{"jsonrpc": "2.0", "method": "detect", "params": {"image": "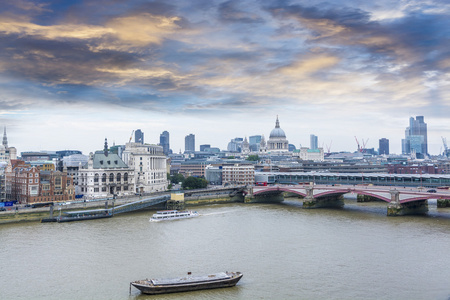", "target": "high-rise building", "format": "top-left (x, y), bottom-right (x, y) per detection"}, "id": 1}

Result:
top-left (200, 144), bottom-right (210, 152)
top-left (185, 134), bottom-right (195, 152)
top-left (310, 134), bottom-right (318, 150)
top-left (402, 116), bottom-right (428, 158)
top-left (159, 131), bottom-right (170, 155)
top-left (249, 135), bottom-right (262, 152)
top-left (135, 129), bottom-right (144, 144)
top-left (379, 138), bottom-right (389, 155)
